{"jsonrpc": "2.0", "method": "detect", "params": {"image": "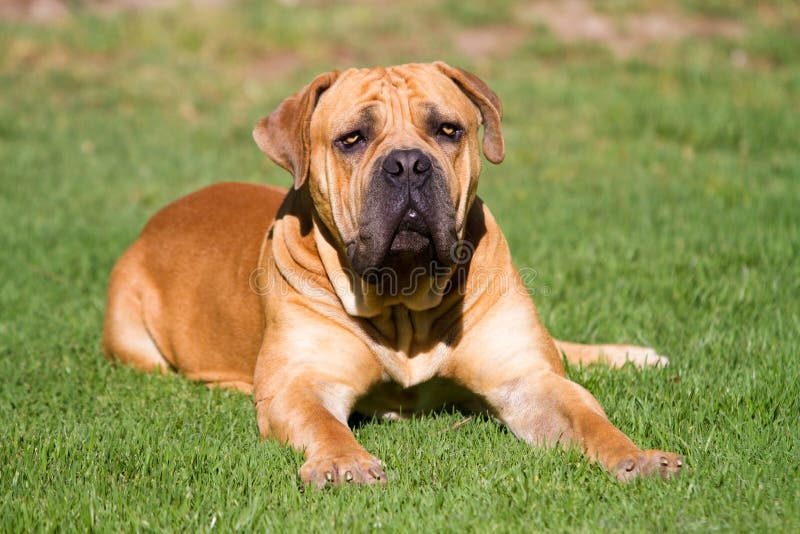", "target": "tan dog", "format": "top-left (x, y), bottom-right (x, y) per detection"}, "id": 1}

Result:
top-left (103, 62), bottom-right (682, 487)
